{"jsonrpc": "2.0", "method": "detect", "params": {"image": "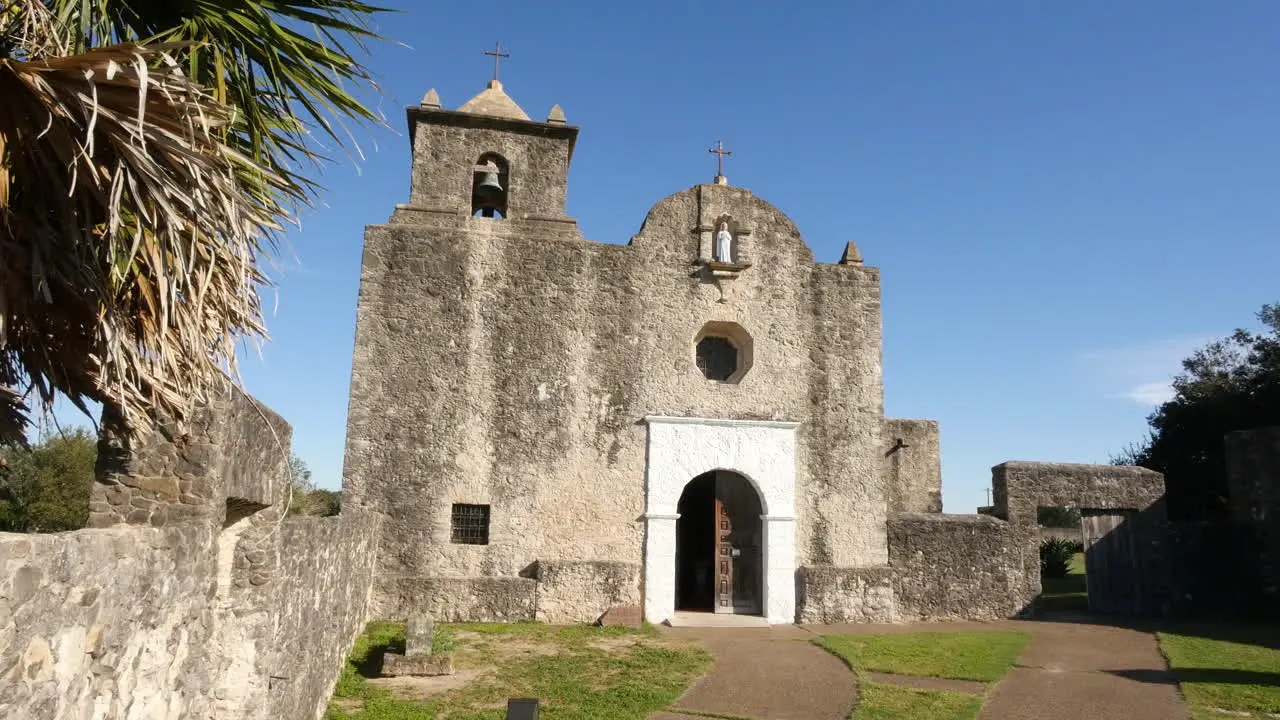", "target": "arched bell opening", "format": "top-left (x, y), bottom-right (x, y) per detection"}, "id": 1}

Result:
top-left (471, 152), bottom-right (509, 218)
top-left (675, 470), bottom-right (764, 614)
